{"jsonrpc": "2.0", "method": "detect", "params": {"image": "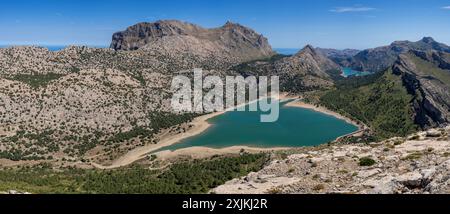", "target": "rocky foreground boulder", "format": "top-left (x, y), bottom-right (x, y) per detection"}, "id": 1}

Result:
top-left (212, 126), bottom-right (450, 194)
